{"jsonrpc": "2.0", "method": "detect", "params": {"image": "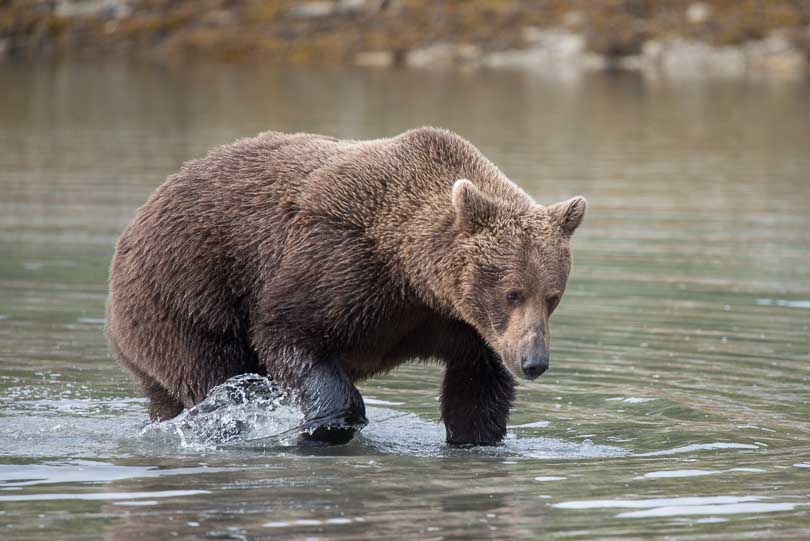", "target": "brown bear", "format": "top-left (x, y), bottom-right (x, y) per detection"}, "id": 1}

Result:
top-left (106, 127), bottom-right (586, 445)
